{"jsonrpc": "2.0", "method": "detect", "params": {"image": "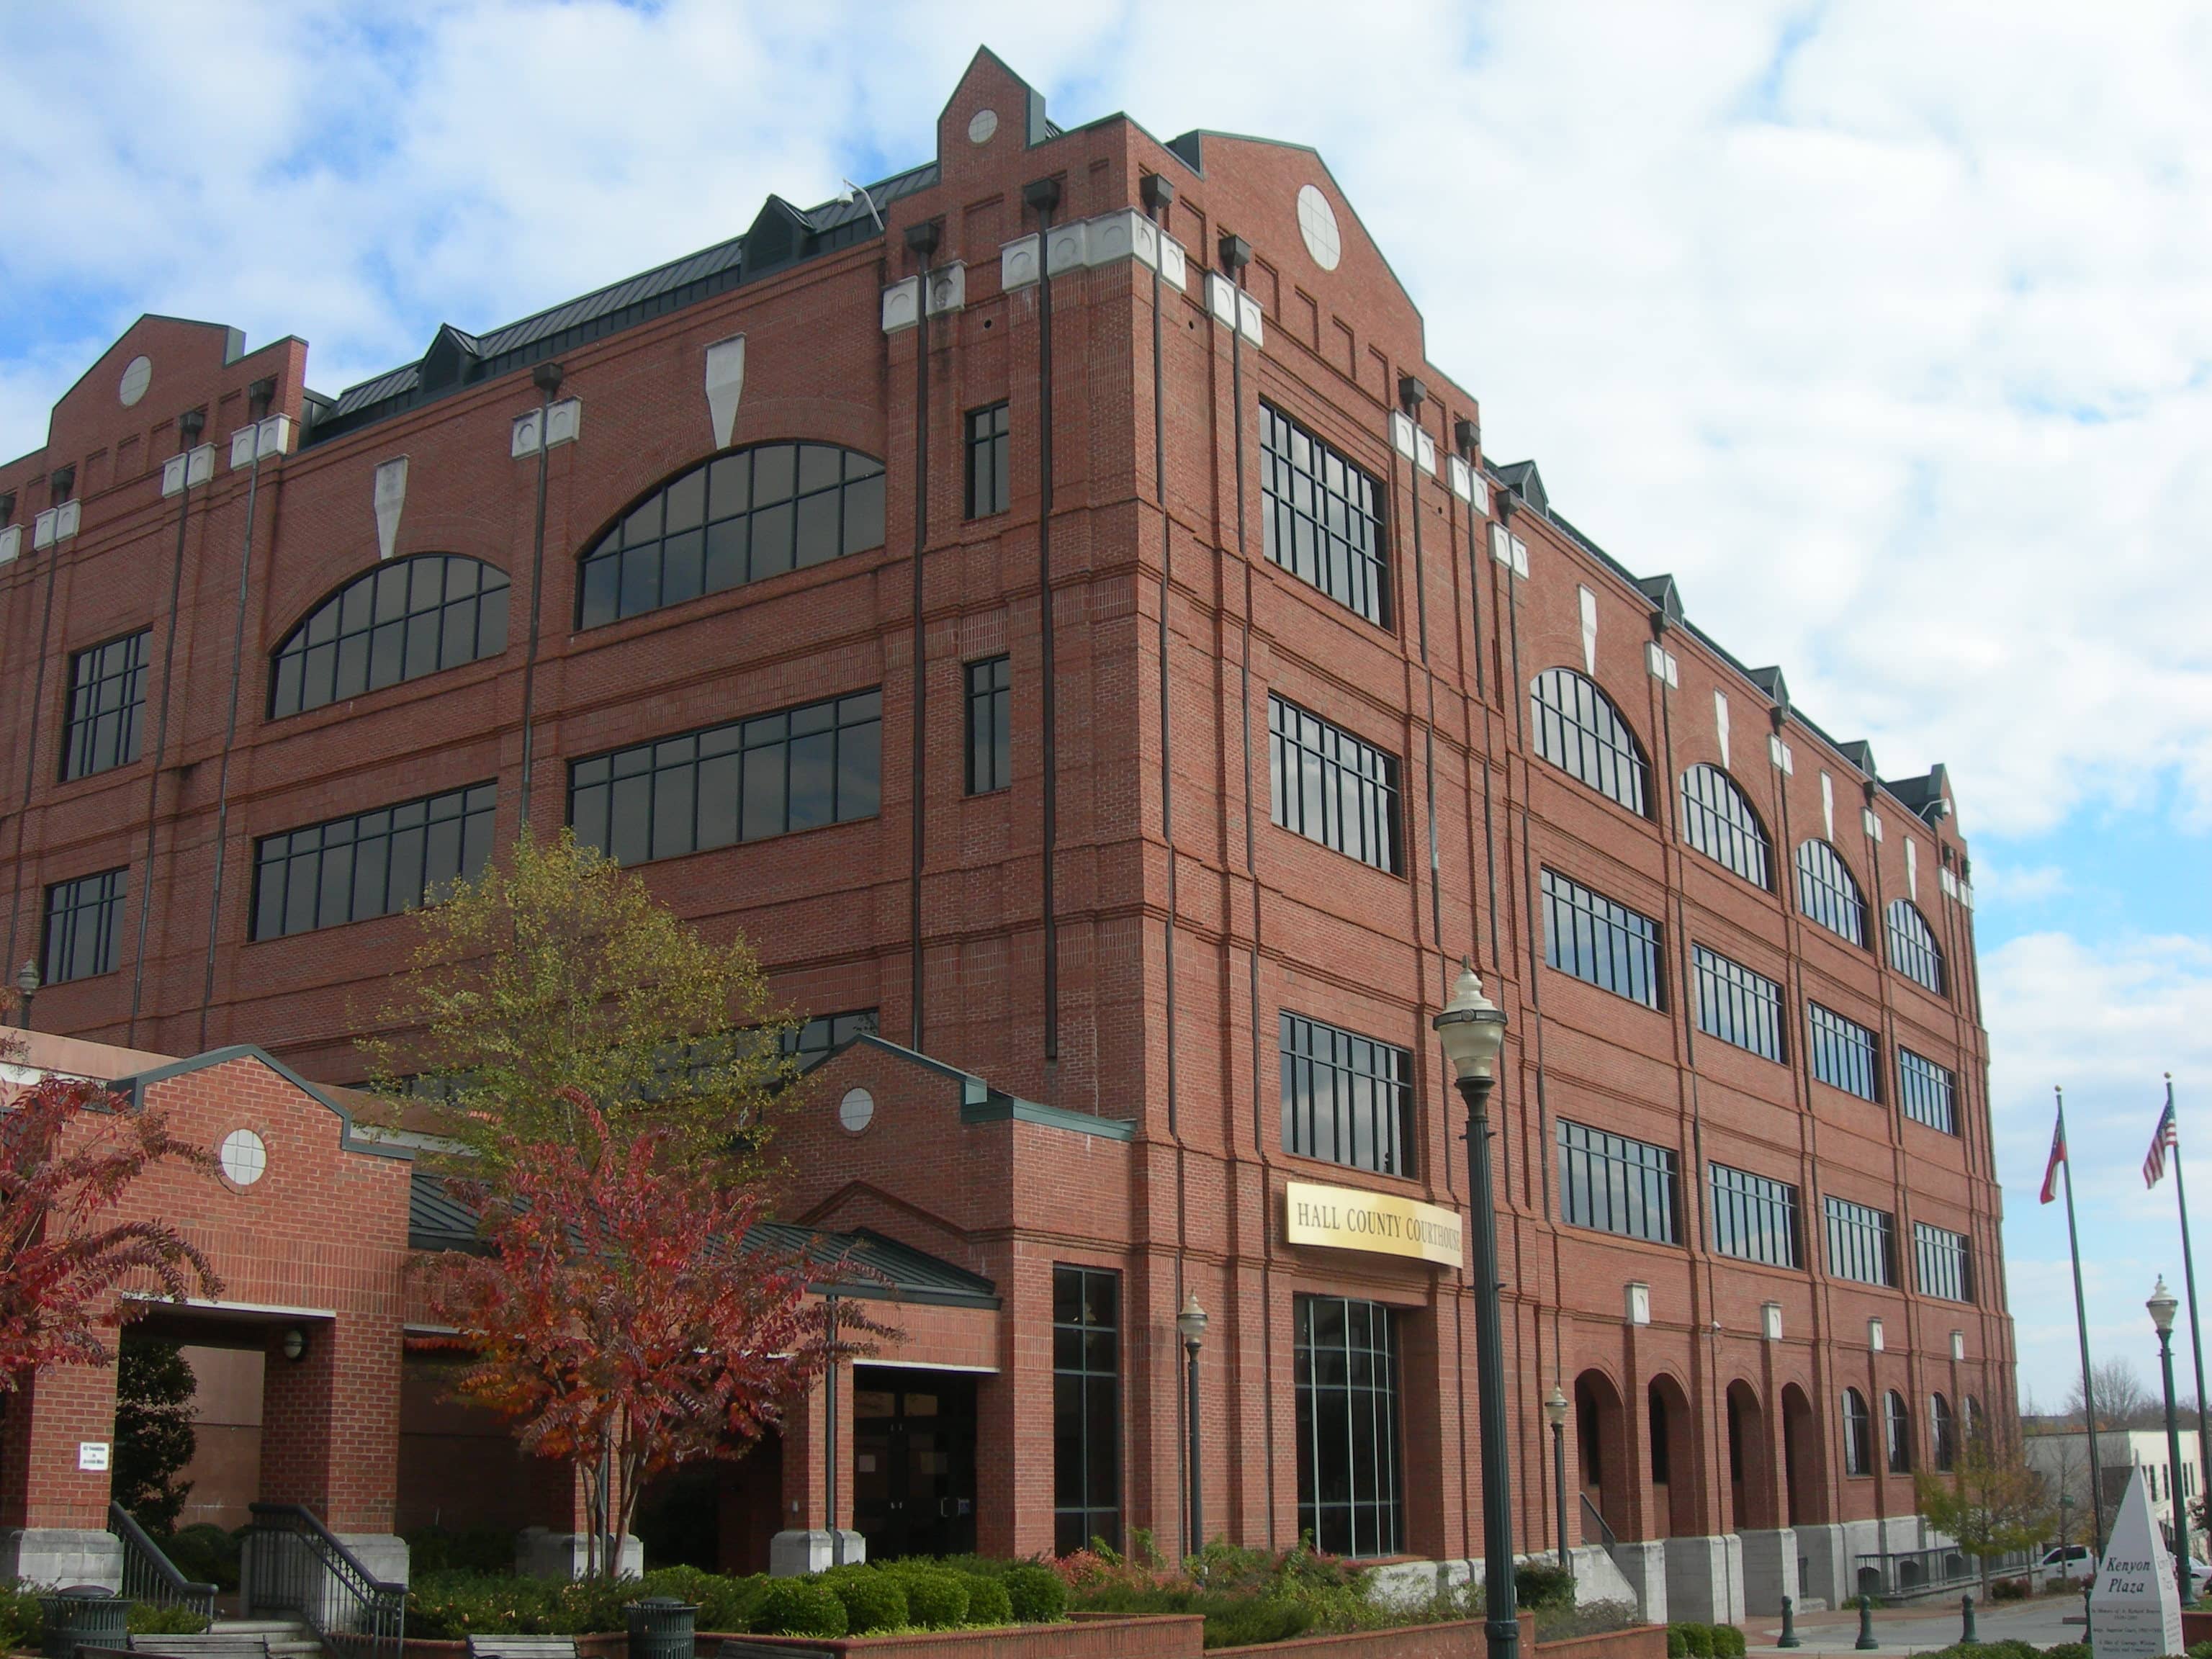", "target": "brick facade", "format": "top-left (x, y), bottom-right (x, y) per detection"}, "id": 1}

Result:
top-left (0, 48), bottom-right (2008, 1602)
